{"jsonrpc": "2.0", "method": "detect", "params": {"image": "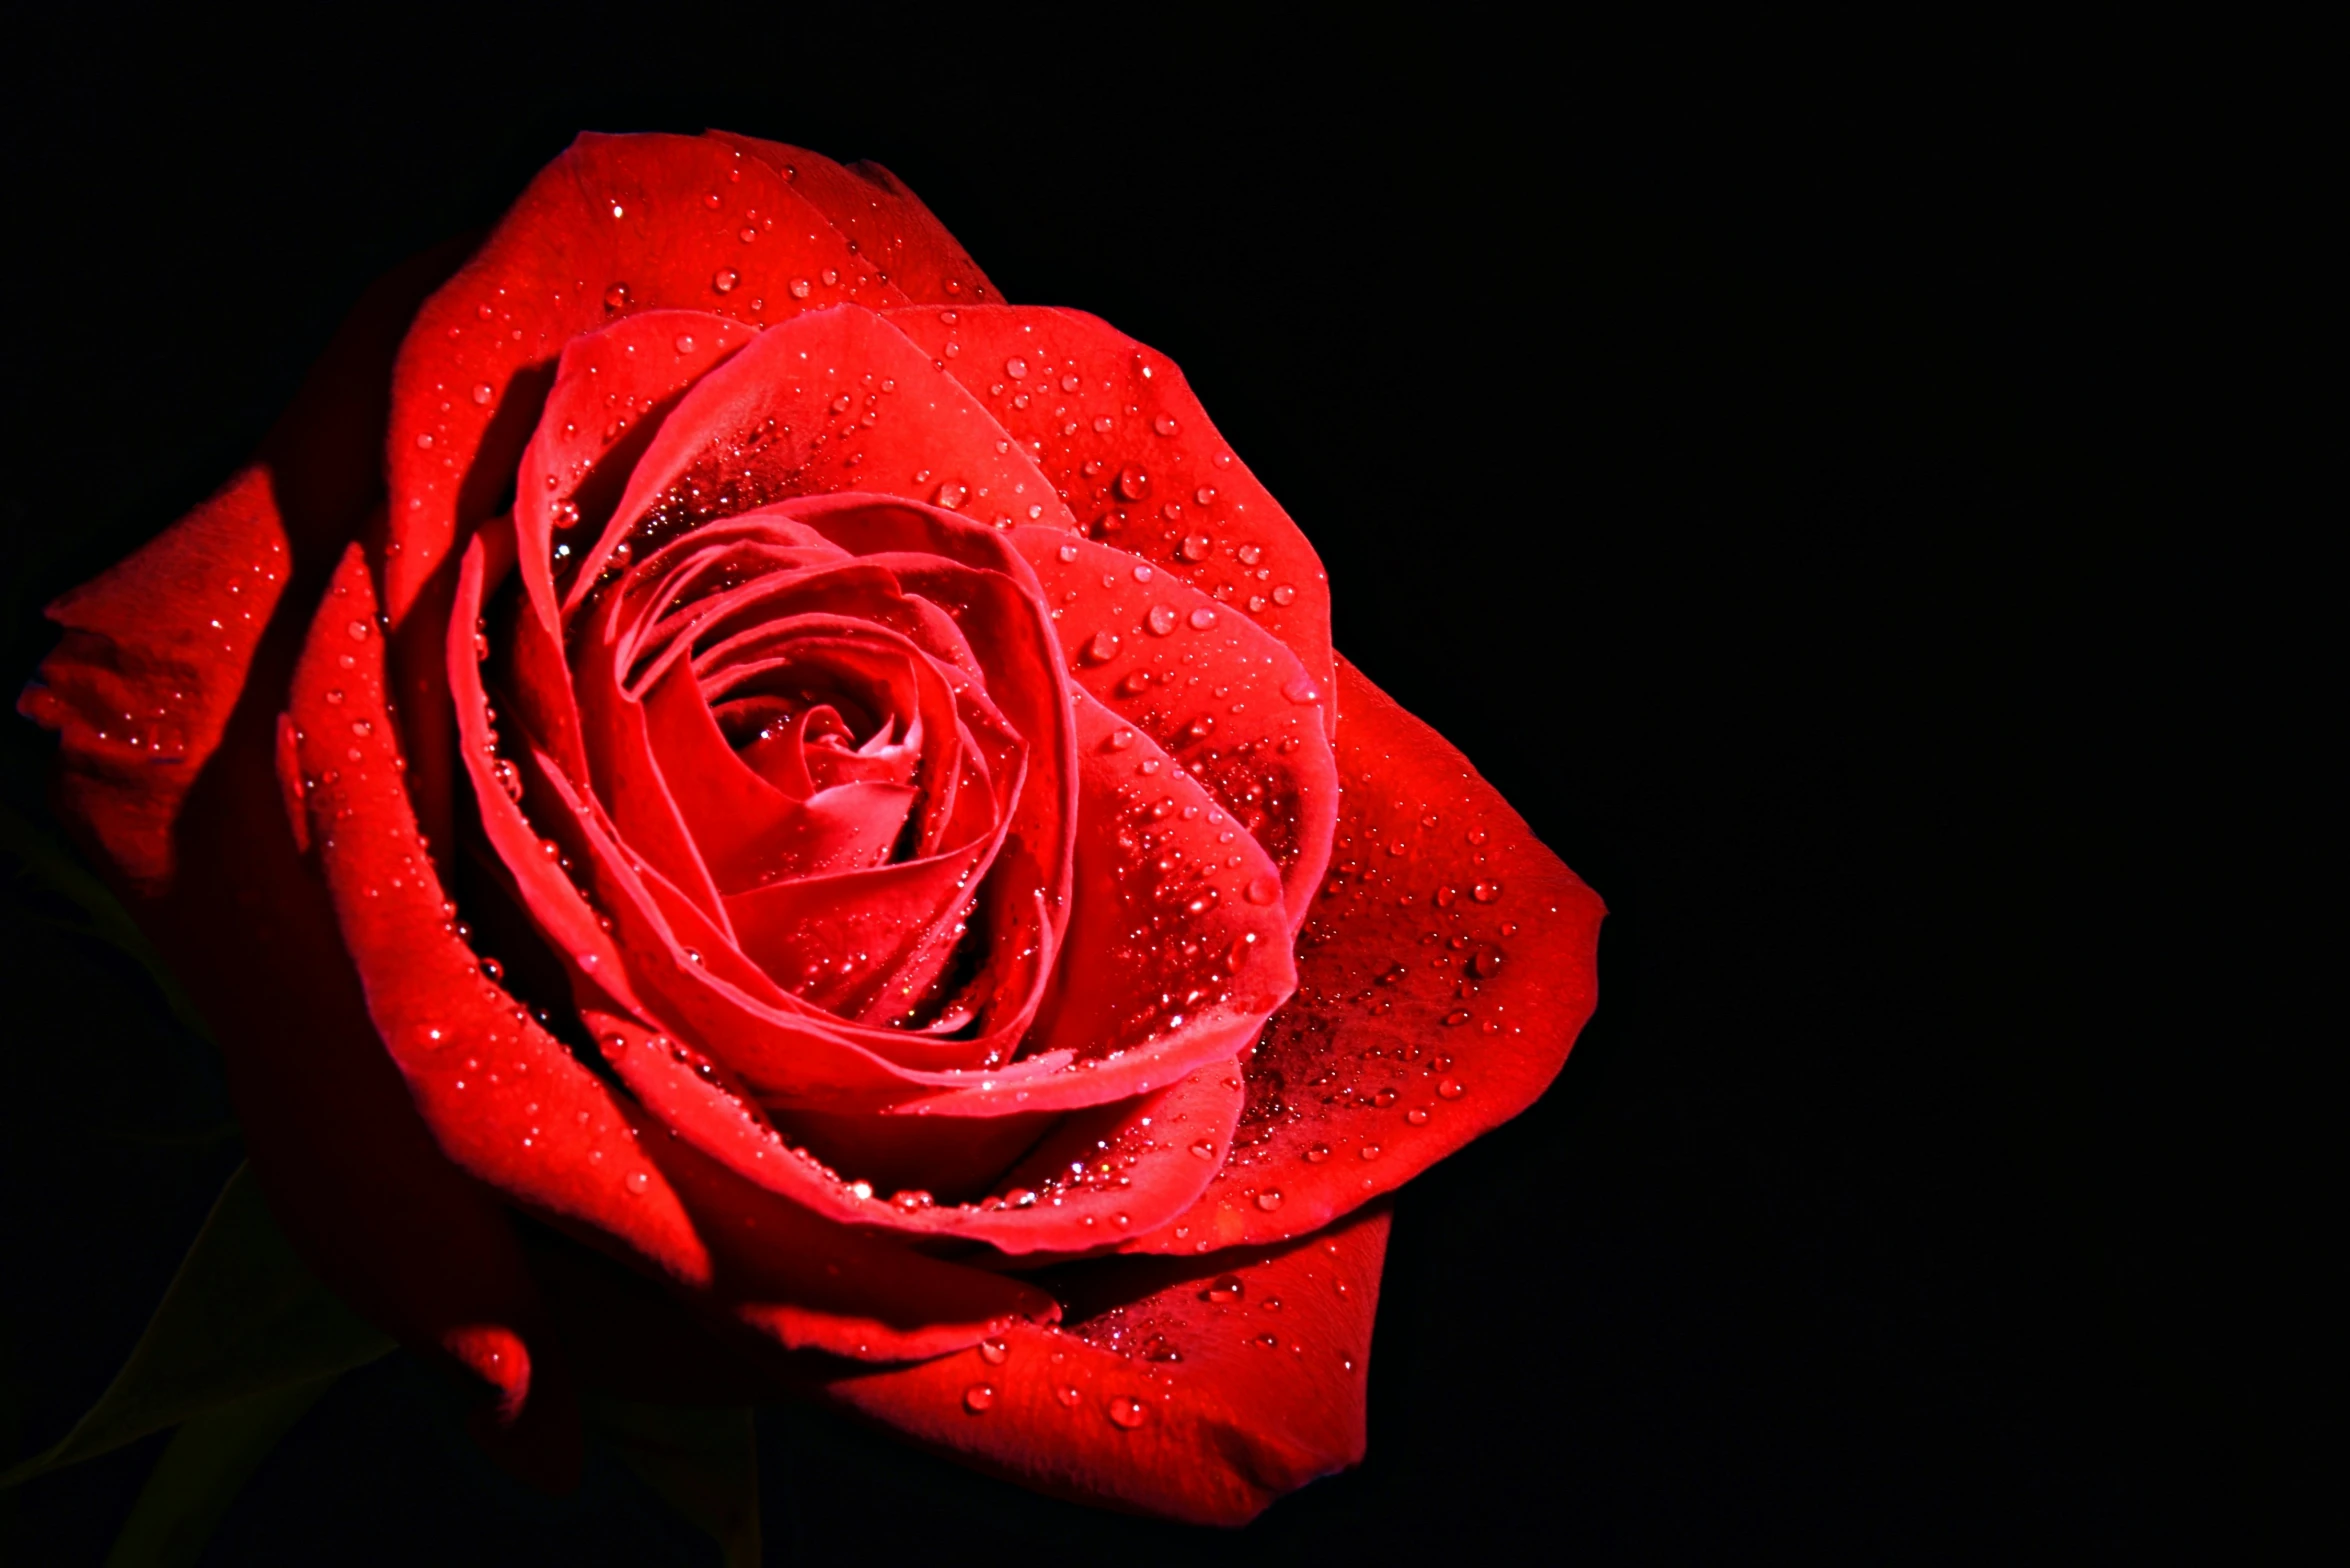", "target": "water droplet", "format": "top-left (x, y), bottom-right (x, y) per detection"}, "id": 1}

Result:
top-left (1438, 1076), bottom-right (1466, 1099)
top-left (1132, 564), bottom-right (1154, 582)
top-left (1471, 946), bottom-right (1505, 978)
top-left (1056, 1384), bottom-right (1082, 1408)
top-left (1190, 1138), bottom-right (1217, 1159)
top-left (1107, 728), bottom-right (1136, 751)
top-left (1153, 414), bottom-right (1180, 437)
top-left (603, 282), bottom-right (630, 310)
top-left (1116, 465), bottom-right (1150, 501)
top-left (703, 191), bottom-right (723, 210)
top-left (1063, 374), bottom-right (1082, 391)
top-left (1359, 1144), bottom-right (1382, 1161)
top-left (414, 432), bottom-right (434, 450)
top-left (712, 267), bottom-right (740, 293)
top-left (1082, 630), bottom-right (1121, 663)
top-left (325, 688), bottom-right (345, 705)
top-left (471, 382), bottom-right (495, 406)
top-left (1195, 487), bottom-right (1218, 506)
top-left (1434, 885), bottom-right (1458, 908)
top-left (481, 957), bottom-right (504, 981)
top-left (350, 720), bottom-right (373, 738)
top-left (1444, 1009), bottom-right (1472, 1027)
top-left (1255, 1188), bottom-right (1284, 1212)
top-left (624, 1170), bottom-right (651, 1194)
top-left (1146, 603), bottom-right (1179, 636)
top-left (935, 481), bottom-right (968, 509)
top-left (1244, 873), bottom-right (1280, 905)
top-left (963, 1383), bottom-right (995, 1413)
top-left (1405, 1107), bottom-right (1432, 1126)
top-left (1205, 1274), bottom-right (1244, 1305)
top-left (674, 334), bottom-right (700, 355)
top-left (1187, 607), bottom-right (1218, 630)
top-left (1270, 584), bottom-right (1297, 606)
top-left (829, 393), bottom-right (853, 414)
top-left (1005, 356), bottom-right (1029, 378)
top-left (1092, 415), bottom-right (1115, 433)
top-left (1058, 542), bottom-right (1080, 562)
top-left (1281, 674), bottom-right (1319, 704)
top-left (1468, 827), bottom-right (1490, 846)
top-left (979, 1337), bottom-right (1010, 1365)
top-left (1178, 534), bottom-right (1211, 563)
top-left (1472, 880), bottom-right (1502, 903)
top-left (1304, 1142), bottom-right (1331, 1163)
top-left (739, 226), bottom-right (758, 243)
top-left (1106, 1395), bottom-right (1147, 1430)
